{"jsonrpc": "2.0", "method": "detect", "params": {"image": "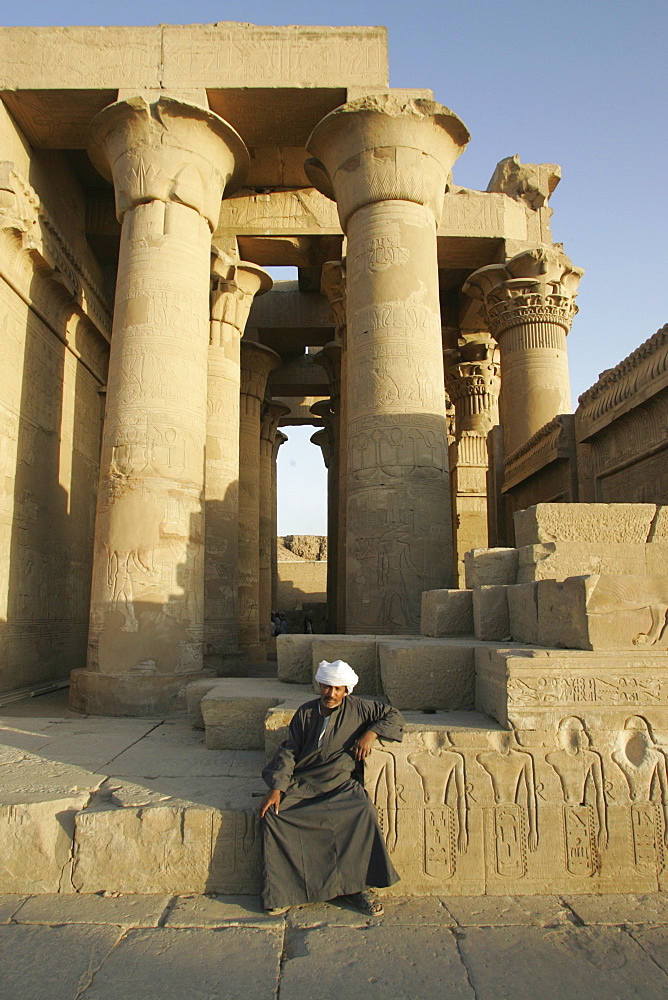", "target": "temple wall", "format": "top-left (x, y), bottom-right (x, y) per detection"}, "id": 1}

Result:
top-left (276, 560), bottom-right (327, 611)
top-left (0, 102), bottom-right (108, 693)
